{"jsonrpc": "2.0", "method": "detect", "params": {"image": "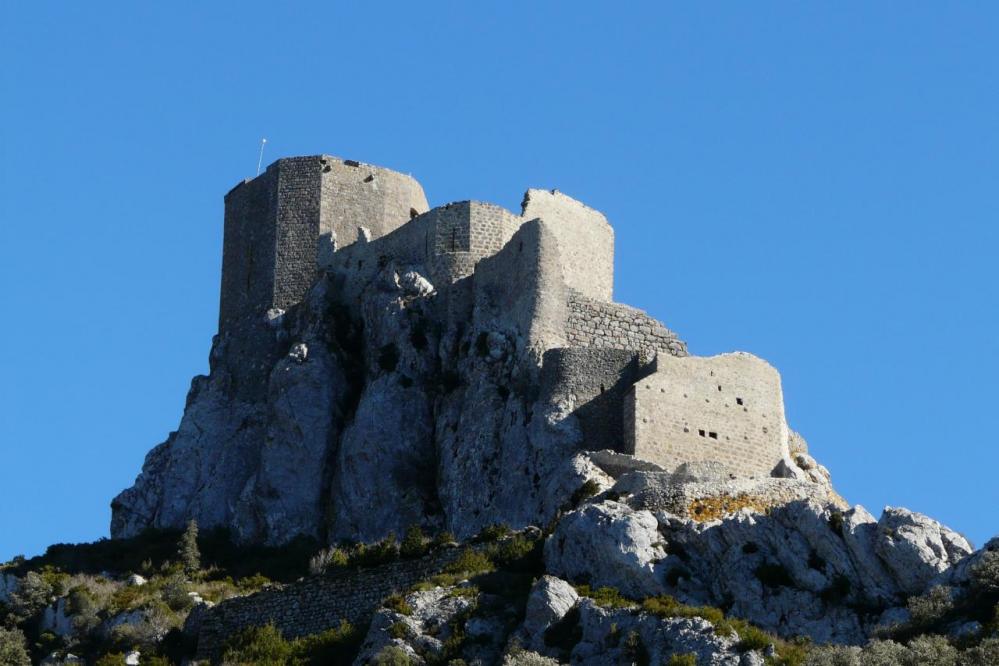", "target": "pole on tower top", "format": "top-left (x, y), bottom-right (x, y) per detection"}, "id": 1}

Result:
top-left (256, 138), bottom-right (268, 176)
